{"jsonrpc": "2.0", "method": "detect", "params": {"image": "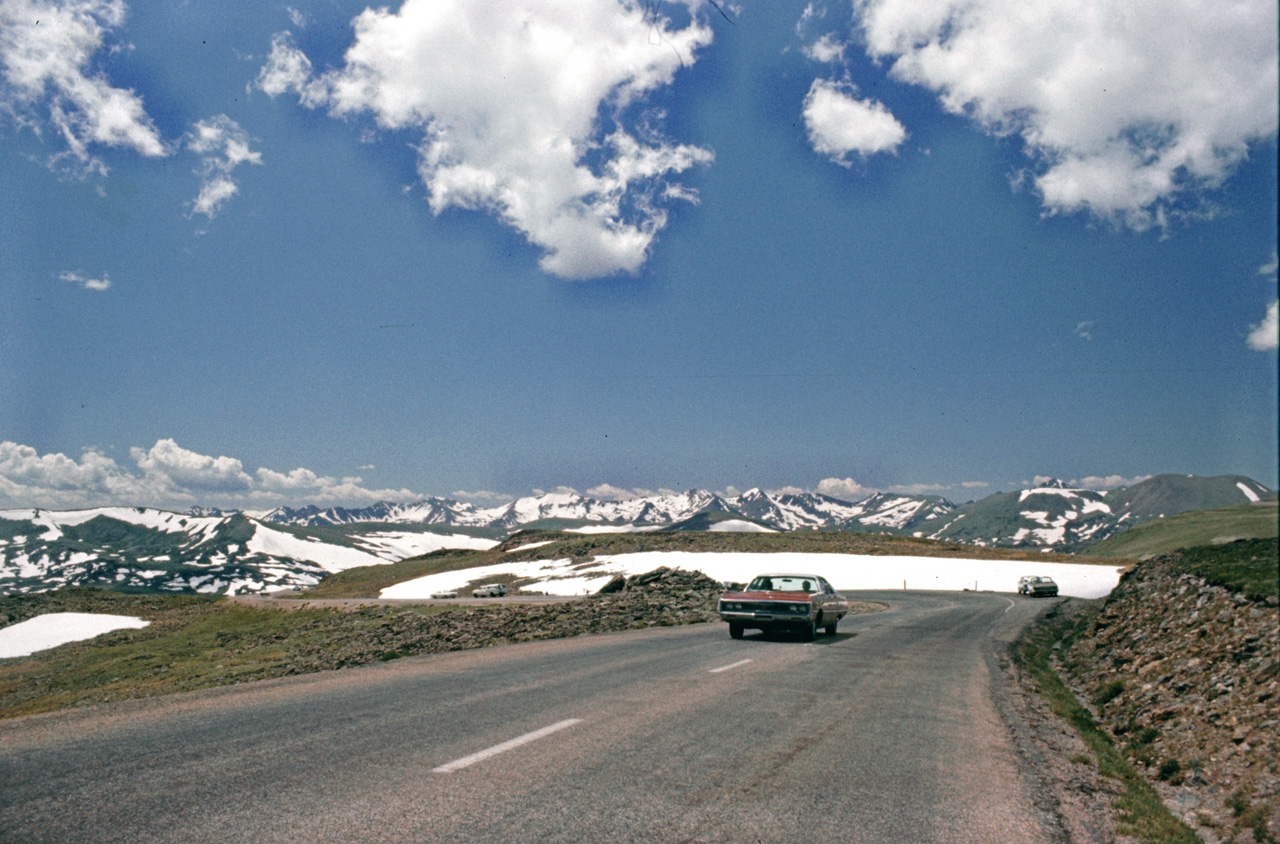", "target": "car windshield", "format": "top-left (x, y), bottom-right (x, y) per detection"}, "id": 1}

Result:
top-left (747, 576), bottom-right (816, 593)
